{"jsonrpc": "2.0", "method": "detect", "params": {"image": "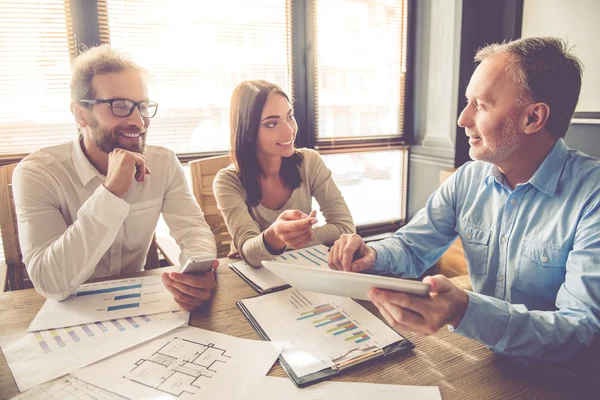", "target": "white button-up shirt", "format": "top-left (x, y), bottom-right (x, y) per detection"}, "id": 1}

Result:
top-left (13, 139), bottom-right (216, 301)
